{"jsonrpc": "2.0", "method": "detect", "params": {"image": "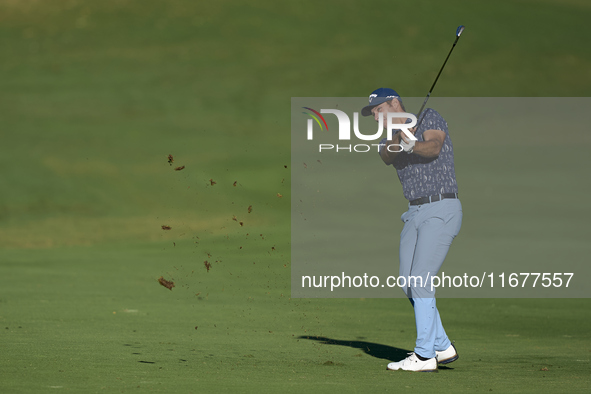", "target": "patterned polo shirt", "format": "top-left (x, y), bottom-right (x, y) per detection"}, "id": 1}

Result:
top-left (379, 108), bottom-right (458, 201)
